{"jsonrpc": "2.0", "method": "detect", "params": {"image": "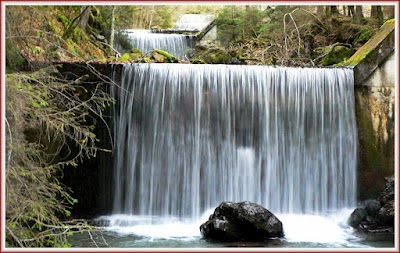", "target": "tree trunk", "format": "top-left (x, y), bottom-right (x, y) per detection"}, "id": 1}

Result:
top-left (371, 6), bottom-right (384, 26)
top-left (317, 6), bottom-right (324, 16)
top-left (109, 6), bottom-right (116, 49)
top-left (348, 6), bottom-right (355, 16)
top-left (63, 6), bottom-right (90, 39)
top-left (324, 6), bottom-right (331, 16)
top-left (330, 6), bottom-right (340, 15)
top-left (79, 6), bottom-right (91, 32)
top-left (385, 6), bottom-right (395, 19)
top-left (371, 6), bottom-right (378, 17)
top-left (377, 6), bottom-right (384, 26)
top-left (148, 5), bottom-right (155, 29)
top-left (354, 6), bottom-right (365, 23)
